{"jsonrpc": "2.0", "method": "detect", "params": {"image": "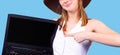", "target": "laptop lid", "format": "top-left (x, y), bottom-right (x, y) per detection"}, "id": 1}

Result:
top-left (2, 14), bottom-right (58, 54)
